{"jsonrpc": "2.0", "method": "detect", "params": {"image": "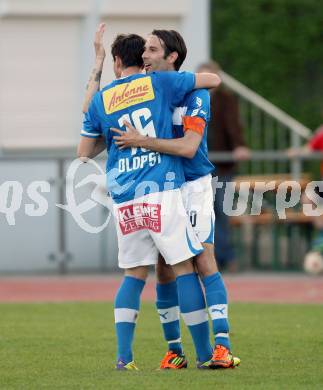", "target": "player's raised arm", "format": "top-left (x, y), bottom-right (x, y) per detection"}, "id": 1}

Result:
top-left (194, 72), bottom-right (221, 89)
top-left (78, 94), bottom-right (106, 160)
top-left (82, 23), bottom-right (106, 113)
